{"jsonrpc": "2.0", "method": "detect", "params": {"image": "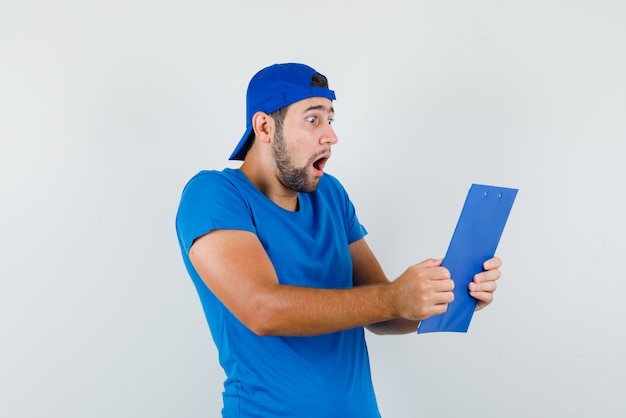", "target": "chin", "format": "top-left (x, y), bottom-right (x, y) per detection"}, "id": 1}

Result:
top-left (300, 177), bottom-right (321, 193)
